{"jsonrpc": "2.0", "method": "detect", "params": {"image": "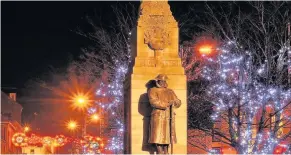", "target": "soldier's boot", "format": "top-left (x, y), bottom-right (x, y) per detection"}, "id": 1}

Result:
top-left (163, 145), bottom-right (169, 155)
top-left (156, 145), bottom-right (164, 154)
